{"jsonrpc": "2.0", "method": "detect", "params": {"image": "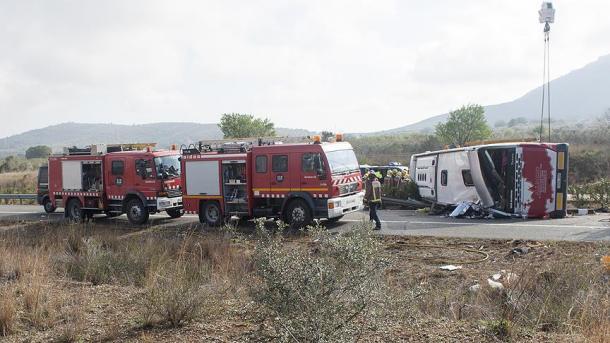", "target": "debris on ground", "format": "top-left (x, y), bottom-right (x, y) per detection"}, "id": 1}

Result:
top-left (439, 265), bottom-right (462, 271)
top-left (509, 246), bottom-right (530, 256)
top-left (487, 278), bottom-right (504, 290)
top-left (490, 270), bottom-right (518, 284)
top-left (445, 201), bottom-right (516, 219)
